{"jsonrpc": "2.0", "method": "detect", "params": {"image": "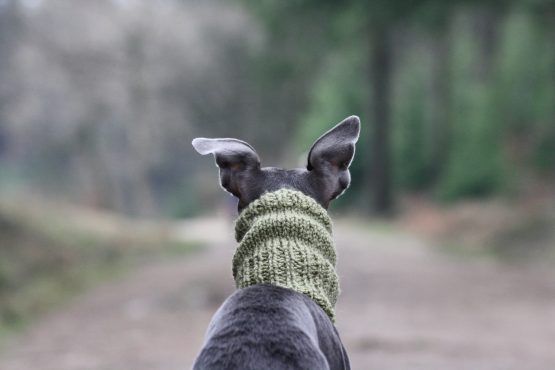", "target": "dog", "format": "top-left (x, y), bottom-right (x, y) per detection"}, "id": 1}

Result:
top-left (191, 116), bottom-right (360, 369)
